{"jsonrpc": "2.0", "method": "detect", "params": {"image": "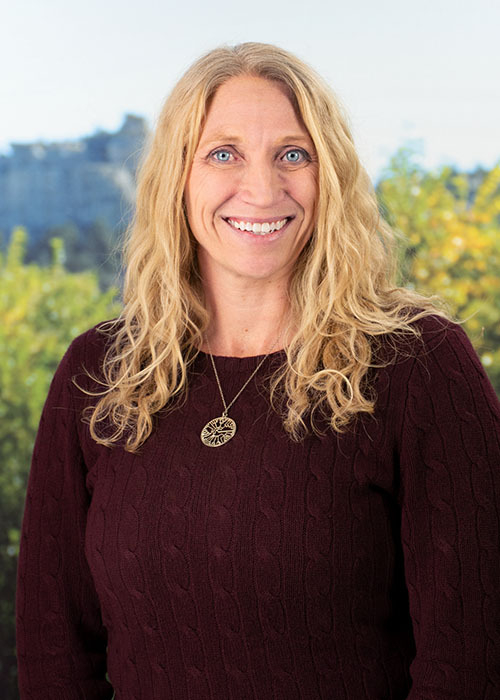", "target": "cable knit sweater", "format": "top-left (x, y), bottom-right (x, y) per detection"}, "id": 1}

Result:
top-left (16, 316), bottom-right (500, 699)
